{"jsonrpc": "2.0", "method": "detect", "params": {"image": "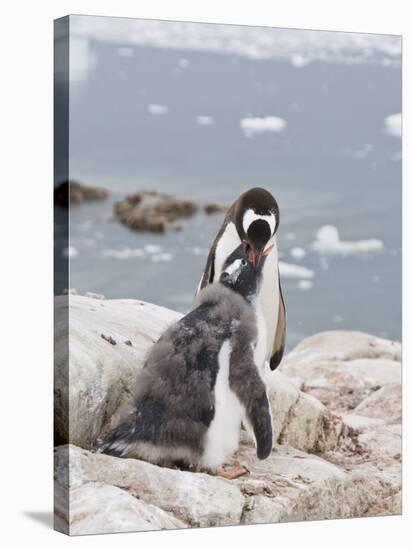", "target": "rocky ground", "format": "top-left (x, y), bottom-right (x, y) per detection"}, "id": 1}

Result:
top-left (54, 294), bottom-right (402, 535)
top-left (54, 180), bottom-right (109, 206)
top-left (114, 191), bottom-right (198, 232)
